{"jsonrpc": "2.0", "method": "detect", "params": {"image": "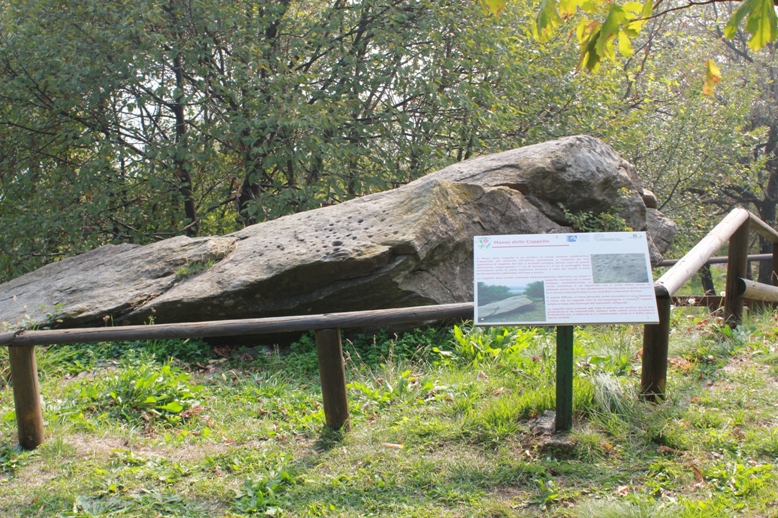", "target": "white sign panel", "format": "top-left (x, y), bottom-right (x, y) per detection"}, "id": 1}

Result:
top-left (474, 232), bottom-right (659, 326)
